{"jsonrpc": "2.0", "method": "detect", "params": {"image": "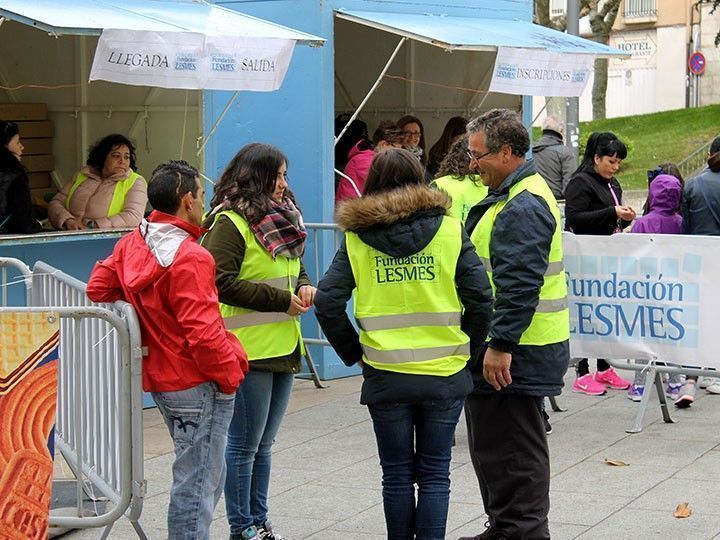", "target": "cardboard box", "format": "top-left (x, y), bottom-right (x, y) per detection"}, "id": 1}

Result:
top-left (16, 120), bottom-right (54, 139)
top-left (21, 138), bottom-right (52, 156)
top-left (0, 103), bottom-right (47, 121)
top-left (23, 154), bottom-right (55, 172)
top-left (27, 172), bottom-right (51, 189)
